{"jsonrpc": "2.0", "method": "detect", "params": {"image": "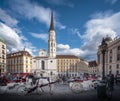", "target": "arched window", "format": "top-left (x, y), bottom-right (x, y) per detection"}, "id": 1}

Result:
top-left (110, 49), bottom-right (112, 53)
top-left (116, 70), bottom-right (119, 75)
top-left (41, 61), bottom-right (45, 70)
top-left (118, 46), bottom-right (120, 50)
top-left (51, 43), bottom-right (53, 47)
